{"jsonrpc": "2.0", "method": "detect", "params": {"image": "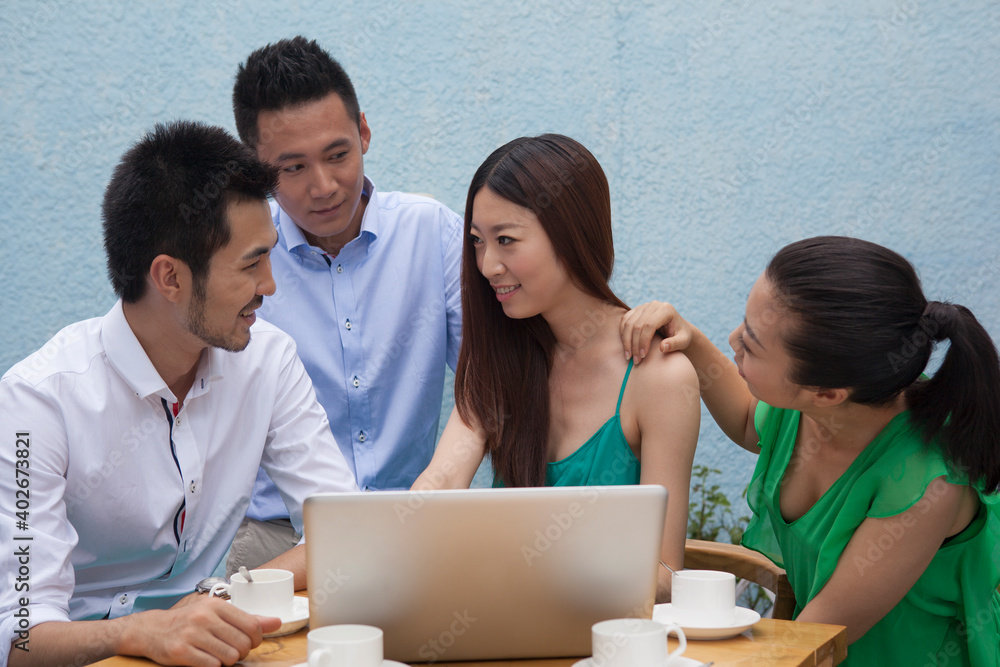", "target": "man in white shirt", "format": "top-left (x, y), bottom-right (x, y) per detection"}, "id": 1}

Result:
top-left (0, 120), bottom-right (358, 667)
